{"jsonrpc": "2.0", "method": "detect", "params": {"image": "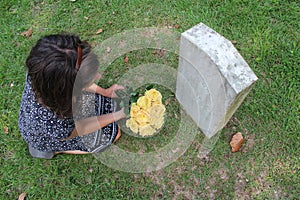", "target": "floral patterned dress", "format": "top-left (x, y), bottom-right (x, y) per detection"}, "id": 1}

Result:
top-left (18, 75), bottom-right (118, 153)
